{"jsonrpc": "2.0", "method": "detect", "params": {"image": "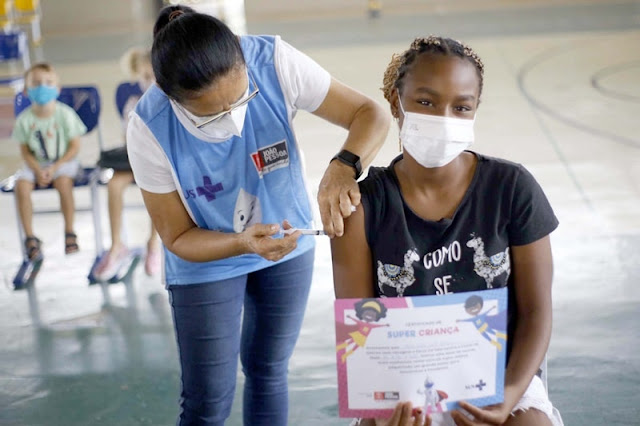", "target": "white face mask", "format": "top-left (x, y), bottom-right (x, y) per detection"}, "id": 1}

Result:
top-left (399, 100), bottom-right (475, 168)
top-left (175, 88), bottom-right (249, 142)
top-left (206, 102), bottom-right (248, 139)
